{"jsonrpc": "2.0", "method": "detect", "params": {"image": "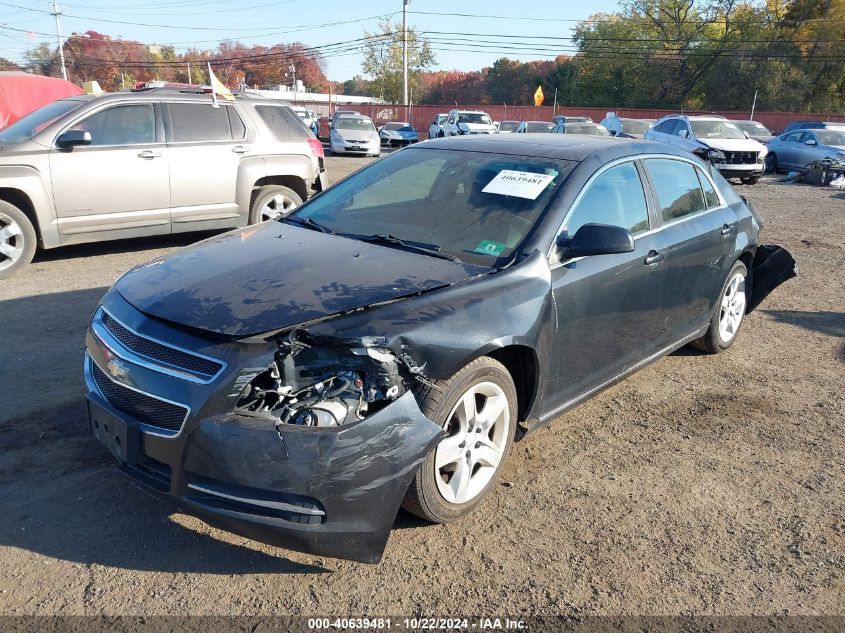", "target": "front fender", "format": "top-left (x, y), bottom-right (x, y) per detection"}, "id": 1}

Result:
top-left (0, 164), bottom-right (58, 248)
